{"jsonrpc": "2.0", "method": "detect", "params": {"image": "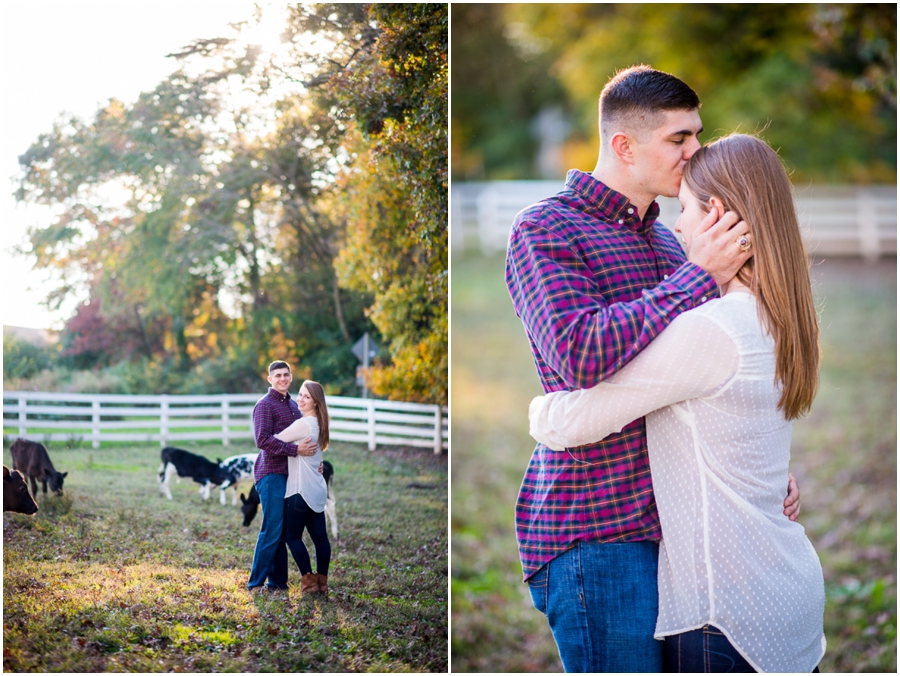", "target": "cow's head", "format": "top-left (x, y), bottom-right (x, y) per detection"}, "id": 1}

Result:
top-left (240, 489), bottom-right (259, 527)
top-left (4, 466), bottom-right (38, 515)
top-left (48, 470), bottom-right (67, 495)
